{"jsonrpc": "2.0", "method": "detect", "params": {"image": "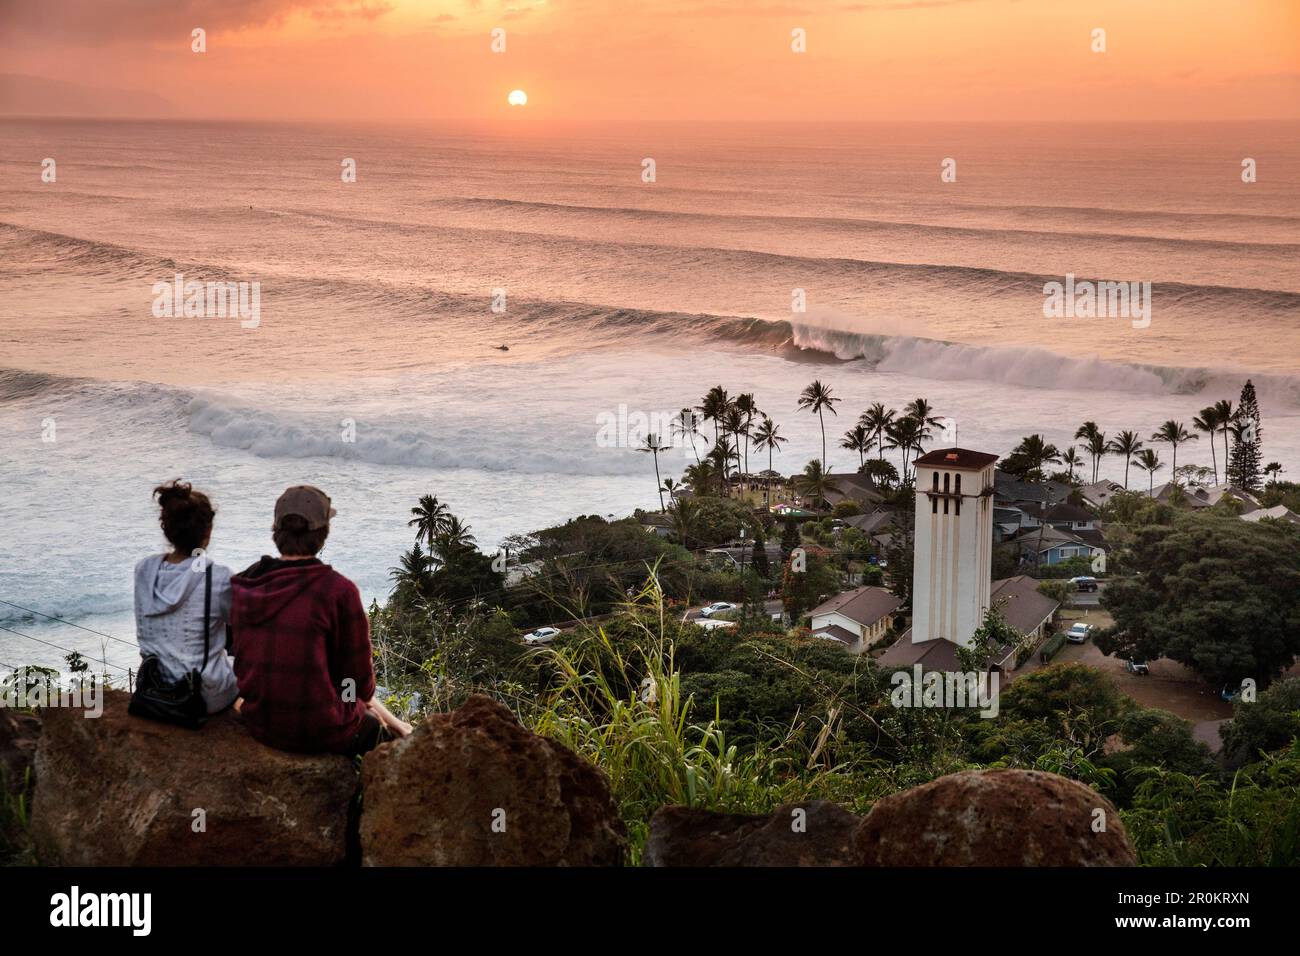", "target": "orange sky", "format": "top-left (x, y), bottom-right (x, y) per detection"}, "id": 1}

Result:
top-left (1, 0), bottom-right (1297, 122)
